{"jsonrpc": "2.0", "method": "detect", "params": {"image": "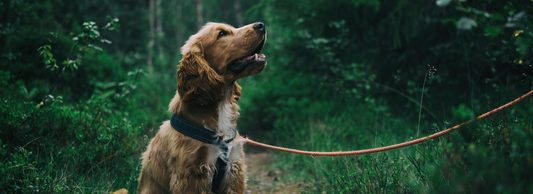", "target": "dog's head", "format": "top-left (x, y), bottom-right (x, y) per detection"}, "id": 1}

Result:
top-left (177, 22), bottom-right (267, 105)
